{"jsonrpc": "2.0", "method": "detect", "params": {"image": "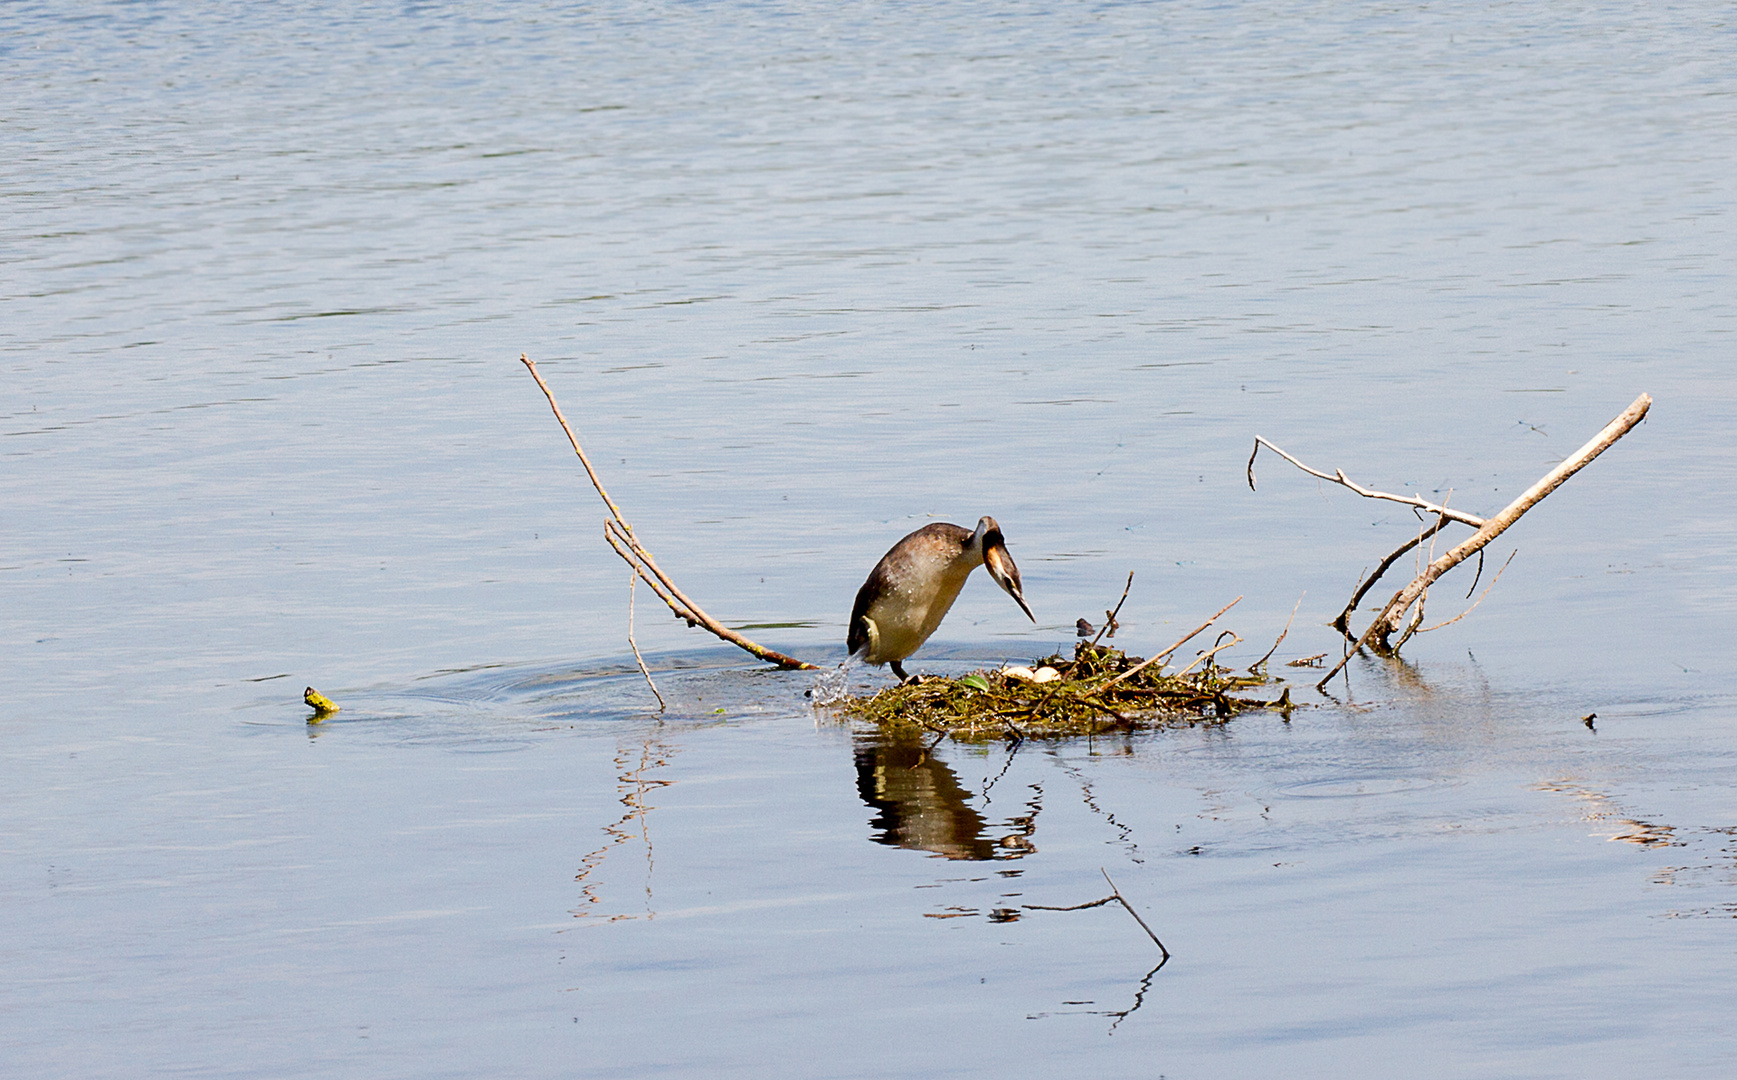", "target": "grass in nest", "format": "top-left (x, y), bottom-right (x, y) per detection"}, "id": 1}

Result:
top-left (842, 640), bottom-right (1293, 741)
